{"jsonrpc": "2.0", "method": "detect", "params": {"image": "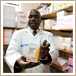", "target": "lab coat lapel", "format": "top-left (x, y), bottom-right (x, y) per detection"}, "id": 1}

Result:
top-left (27, 27), bottom-right (40, 38)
